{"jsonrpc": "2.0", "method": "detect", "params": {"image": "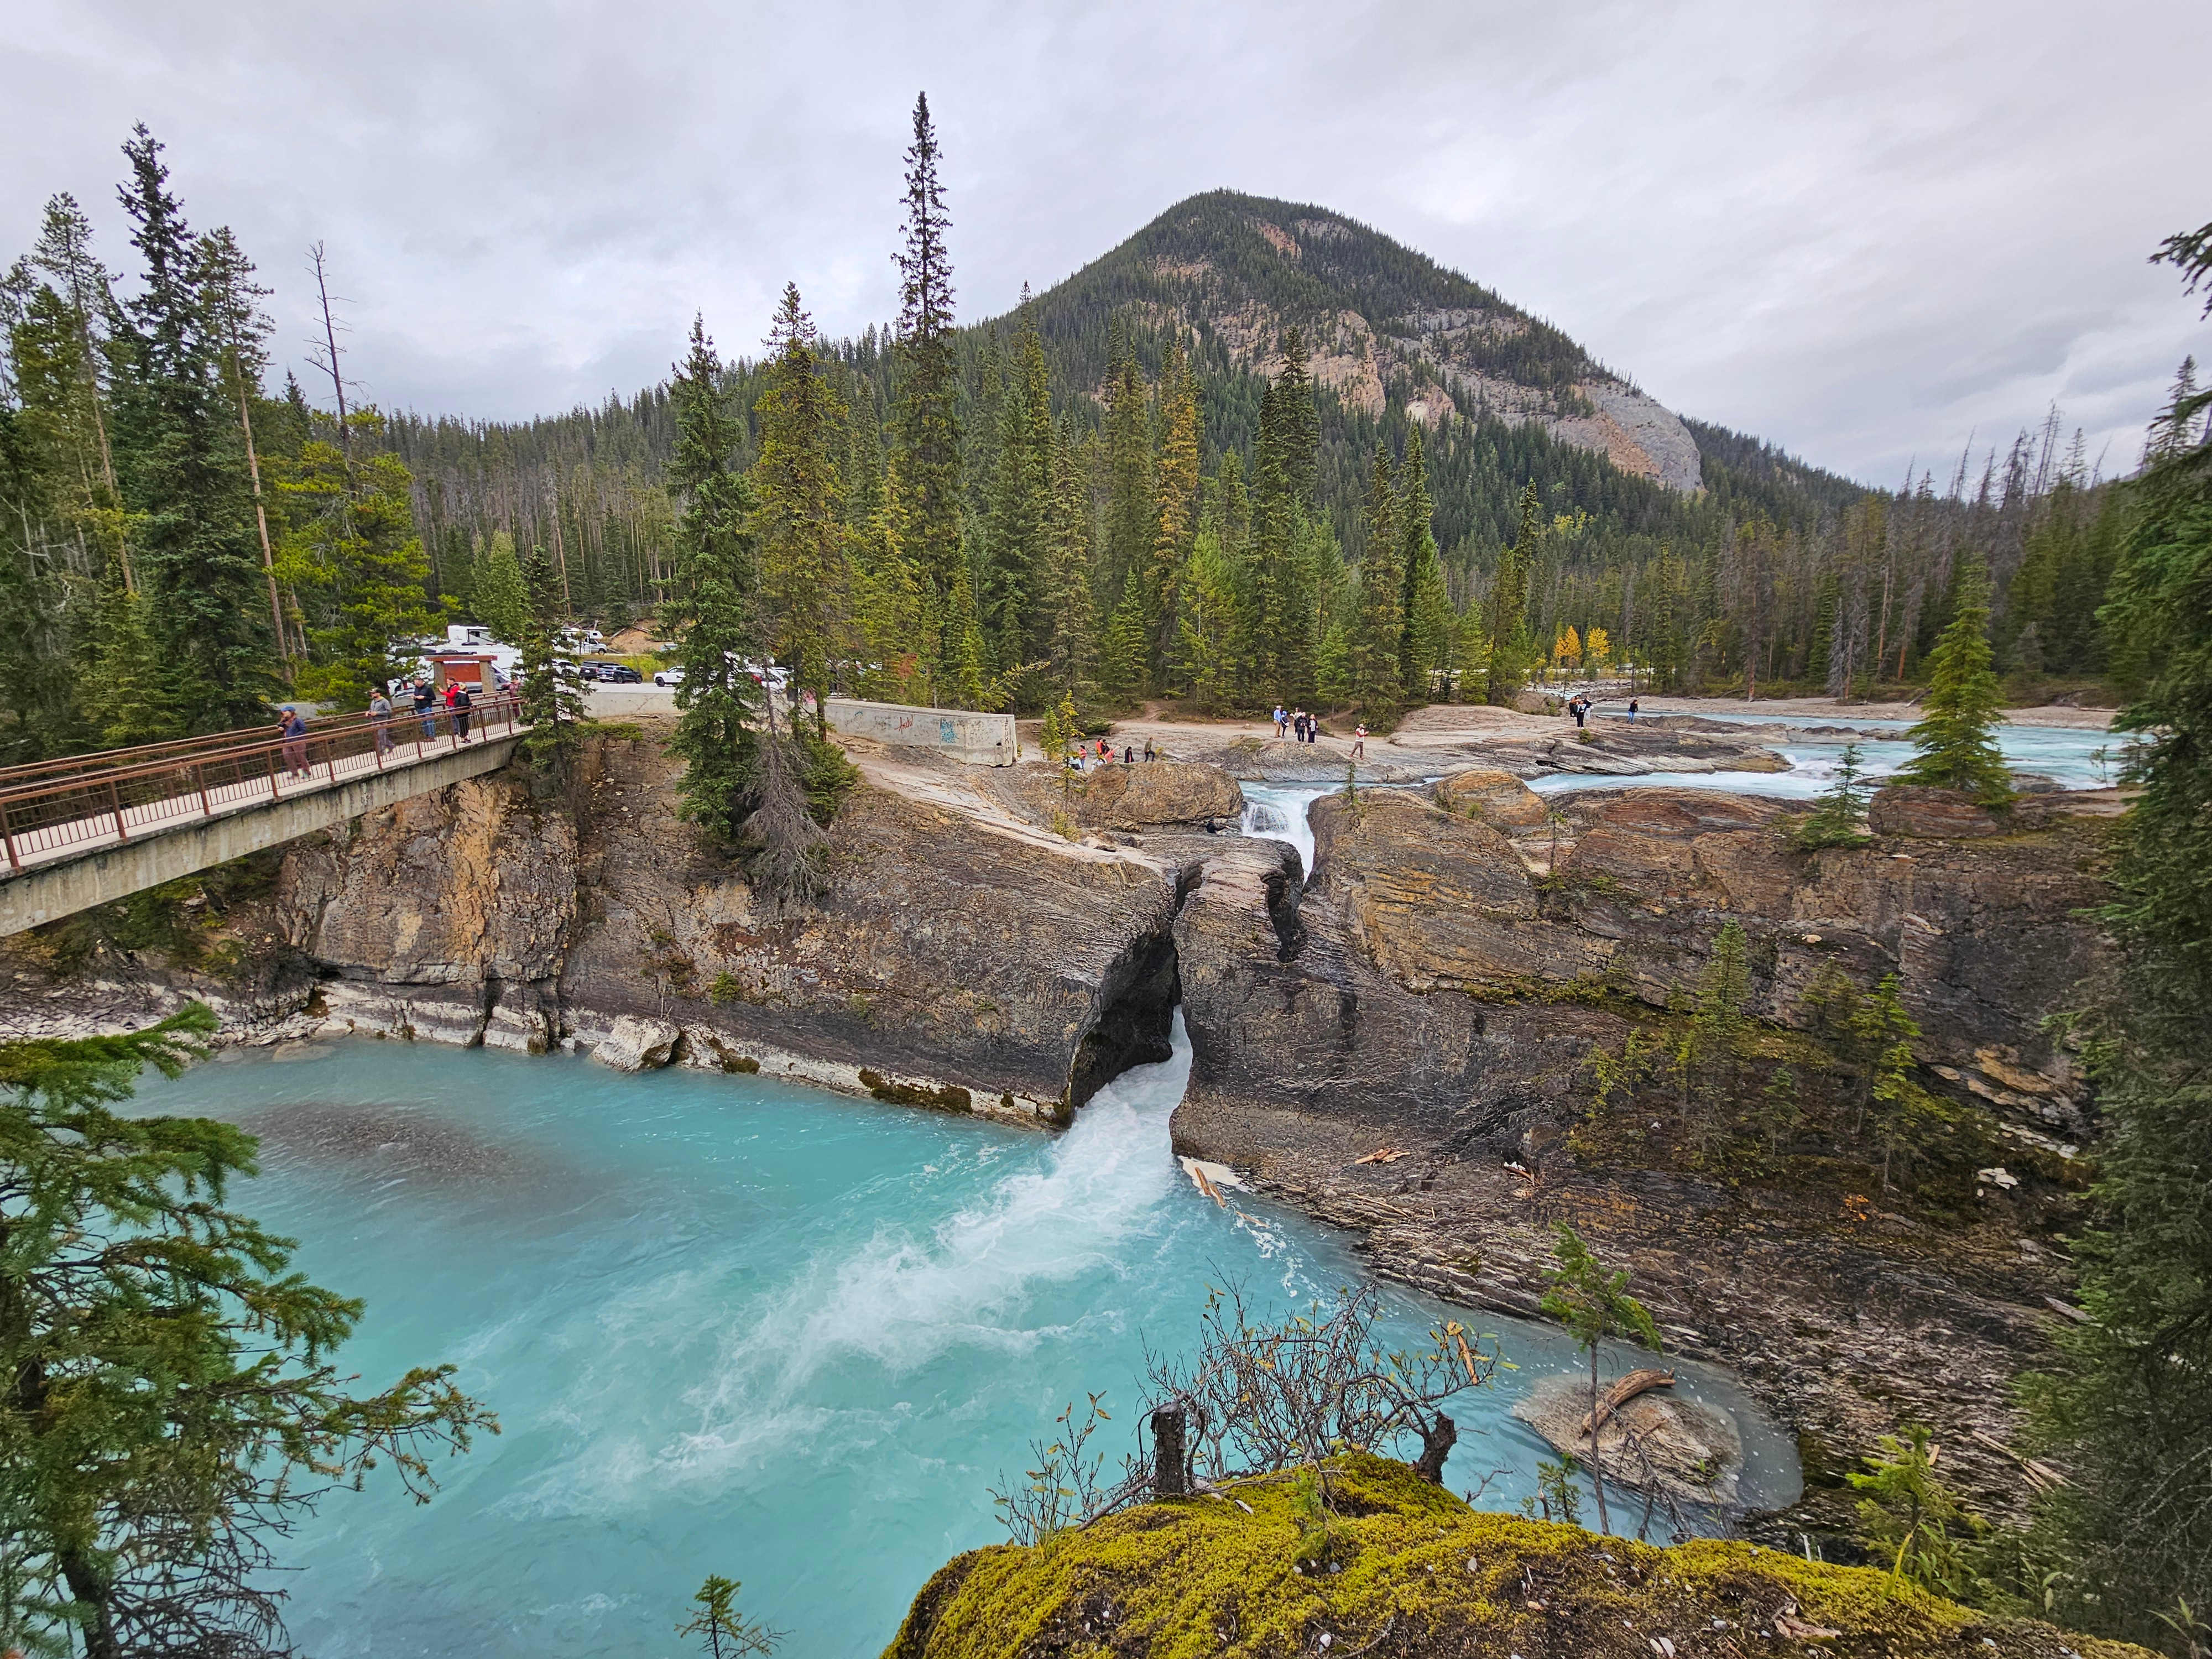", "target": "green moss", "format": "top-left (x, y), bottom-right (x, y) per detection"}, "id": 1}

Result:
top-left (857, 1069), bottom-right (972, 1114)
top-left (884, 1452), bottom-right (2151, 1659)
